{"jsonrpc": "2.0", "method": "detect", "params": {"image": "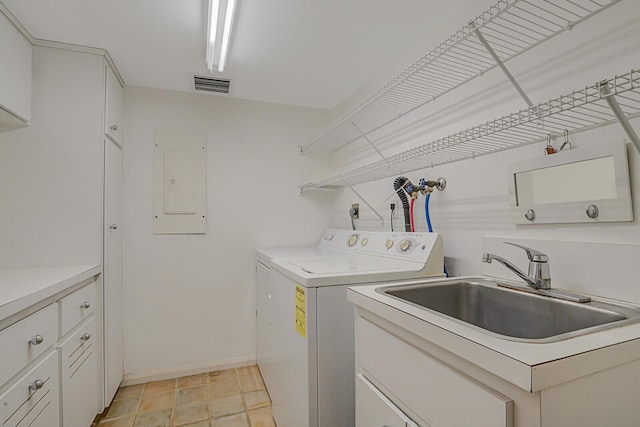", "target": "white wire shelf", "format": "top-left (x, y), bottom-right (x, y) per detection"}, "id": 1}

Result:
top-left (300, 69), bottom-right (640, 192)
top-left (300, 0), bottom-right (621, 156)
